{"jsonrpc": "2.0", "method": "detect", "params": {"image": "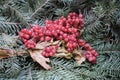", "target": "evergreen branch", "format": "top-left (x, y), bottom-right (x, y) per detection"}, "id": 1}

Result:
top-left (0, 0), bottom-right (120, 79)
top-left (0, 21), bottom-right (25, 34)
top-left (0, 0), bottom-right (12, 6)
top-left (30, 0), bottom-right (49, 19)
top-left (4, 5), bottom-right (29, 26)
